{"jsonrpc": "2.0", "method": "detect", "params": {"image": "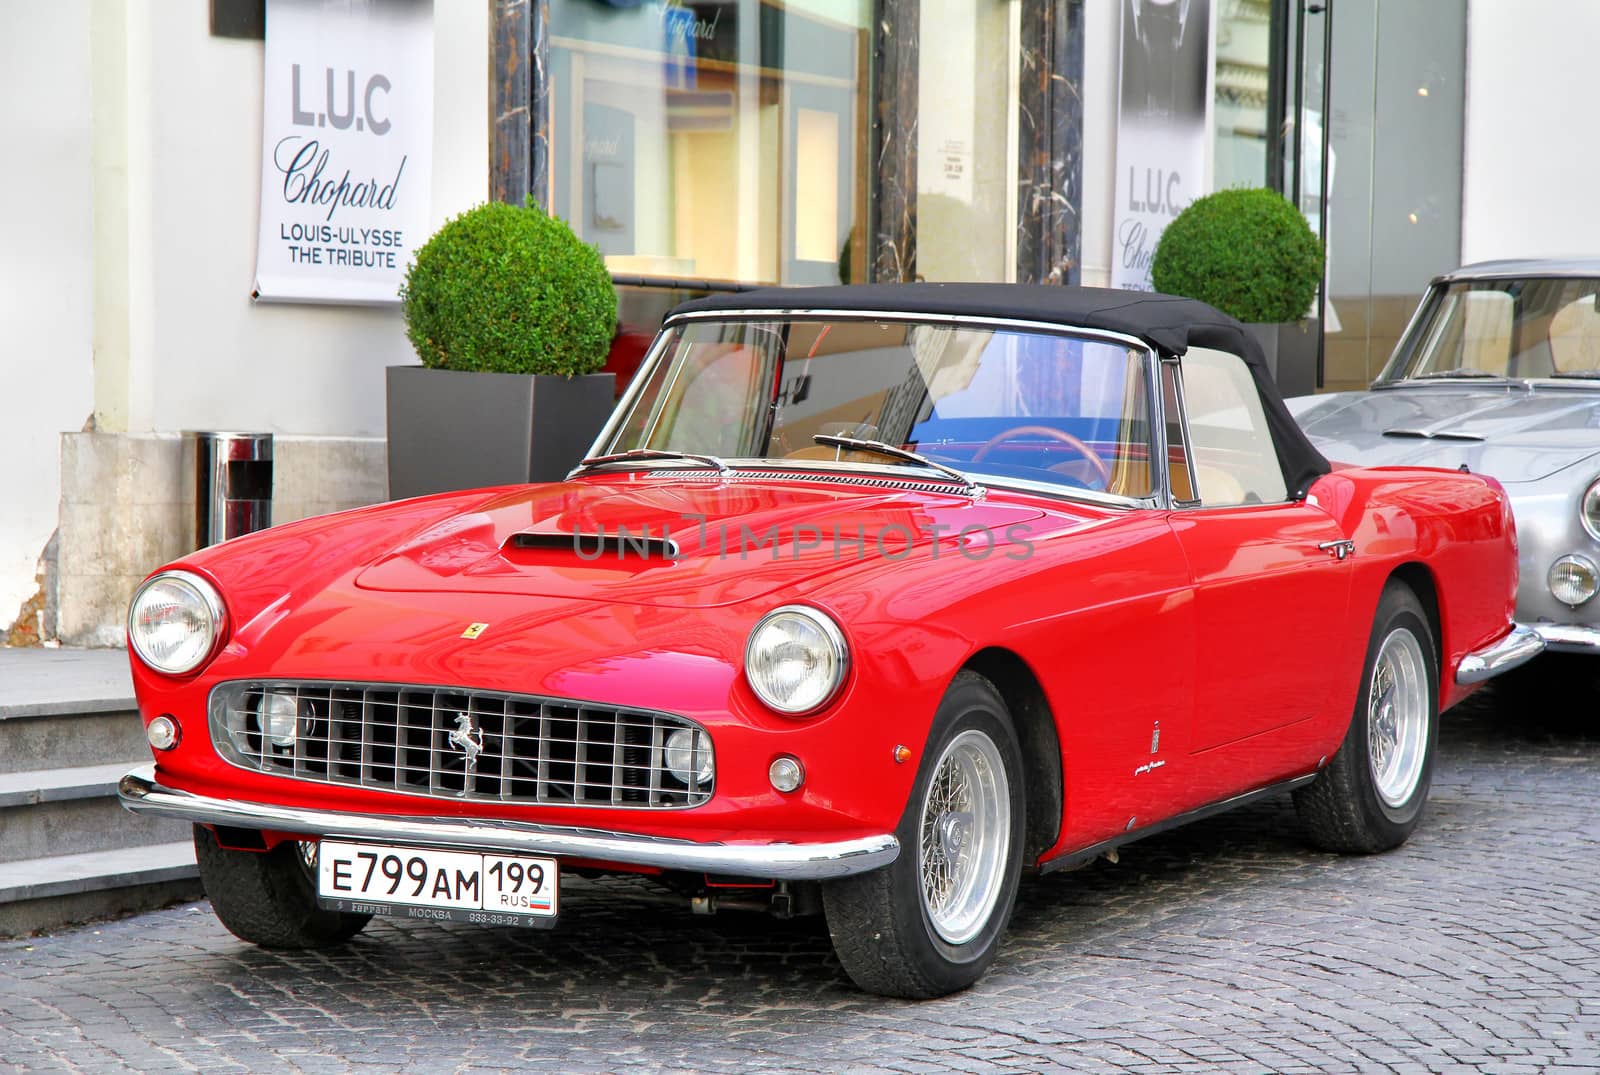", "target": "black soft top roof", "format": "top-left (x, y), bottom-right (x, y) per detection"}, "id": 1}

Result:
top-left (669, 282), bottom-right (1330, 498)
